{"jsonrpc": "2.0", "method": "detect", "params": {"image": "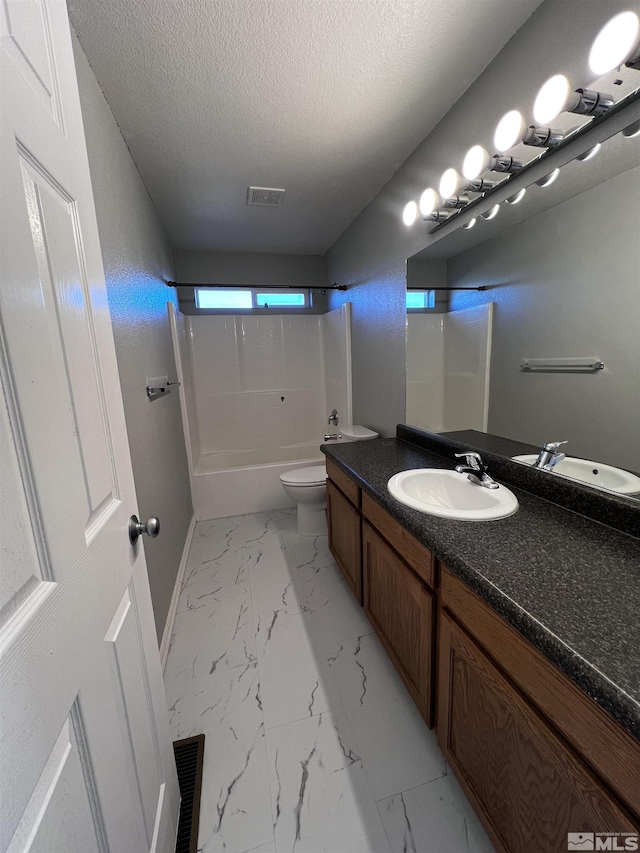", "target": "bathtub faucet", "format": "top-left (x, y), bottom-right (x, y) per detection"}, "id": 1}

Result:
top-left (328, 409), bottom-right (339, 426)
top-left (324, 433), bottom-right (342, 441)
